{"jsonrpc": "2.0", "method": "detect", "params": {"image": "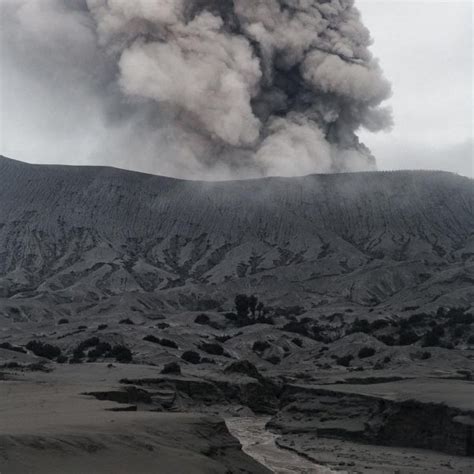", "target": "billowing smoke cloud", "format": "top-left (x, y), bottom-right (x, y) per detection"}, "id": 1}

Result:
top-left (0, 0), bottom-right (392, 179)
